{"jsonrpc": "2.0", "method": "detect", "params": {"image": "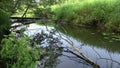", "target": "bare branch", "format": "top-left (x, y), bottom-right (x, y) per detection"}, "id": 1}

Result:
top-left (55, 24), bottom-right (100, 68)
